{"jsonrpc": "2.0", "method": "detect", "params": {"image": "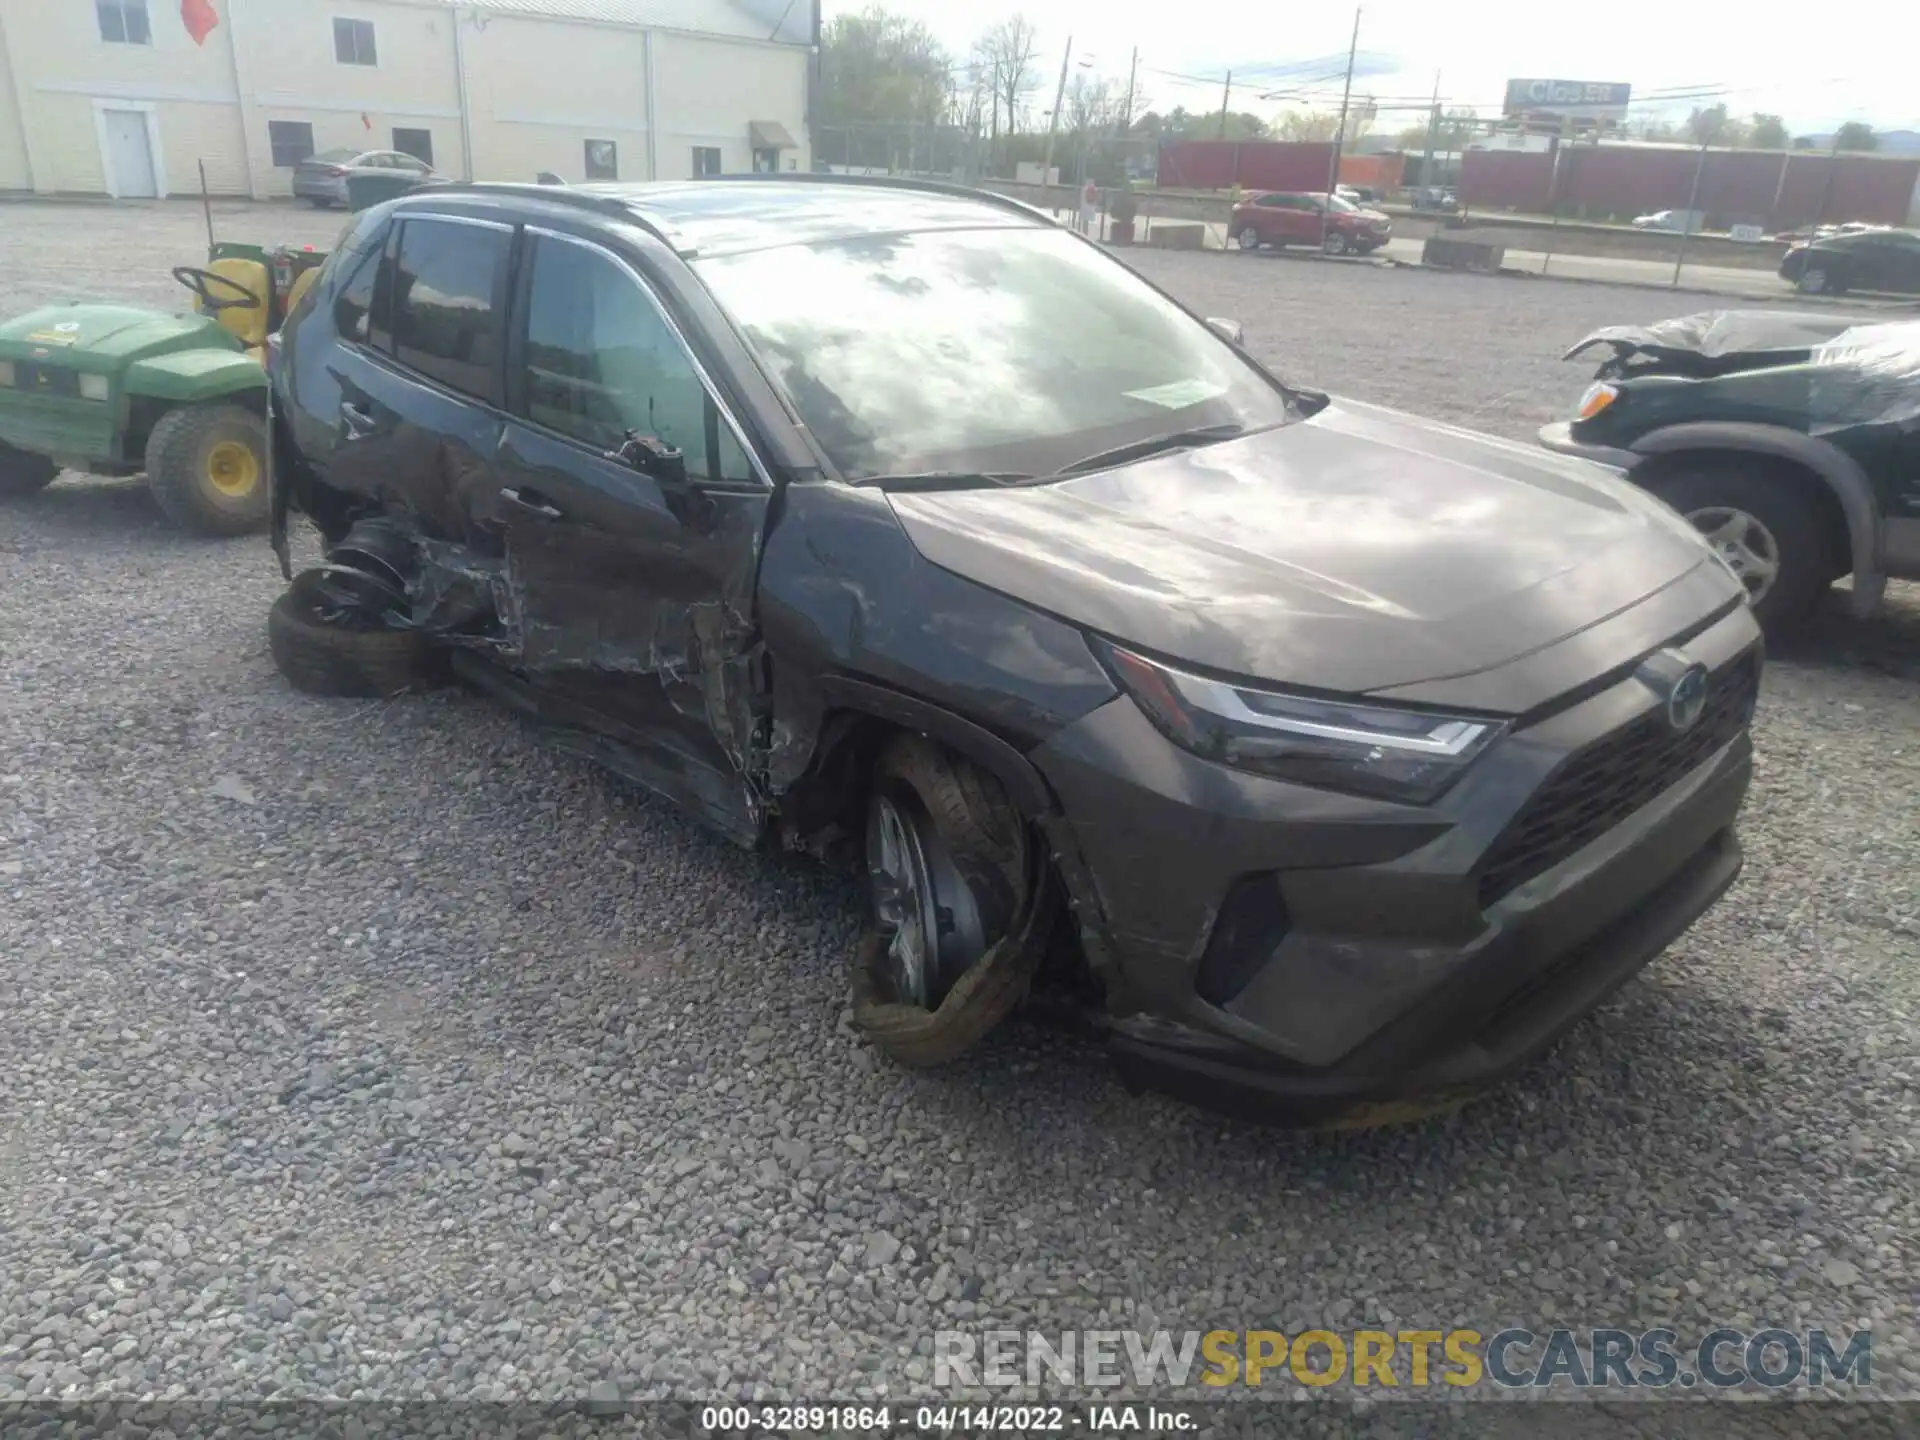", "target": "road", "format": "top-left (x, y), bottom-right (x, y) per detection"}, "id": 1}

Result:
top-left (1, 199), bottom-right (1916, 1416)
top-left (1163, 218), bottom-right (1913, 305)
